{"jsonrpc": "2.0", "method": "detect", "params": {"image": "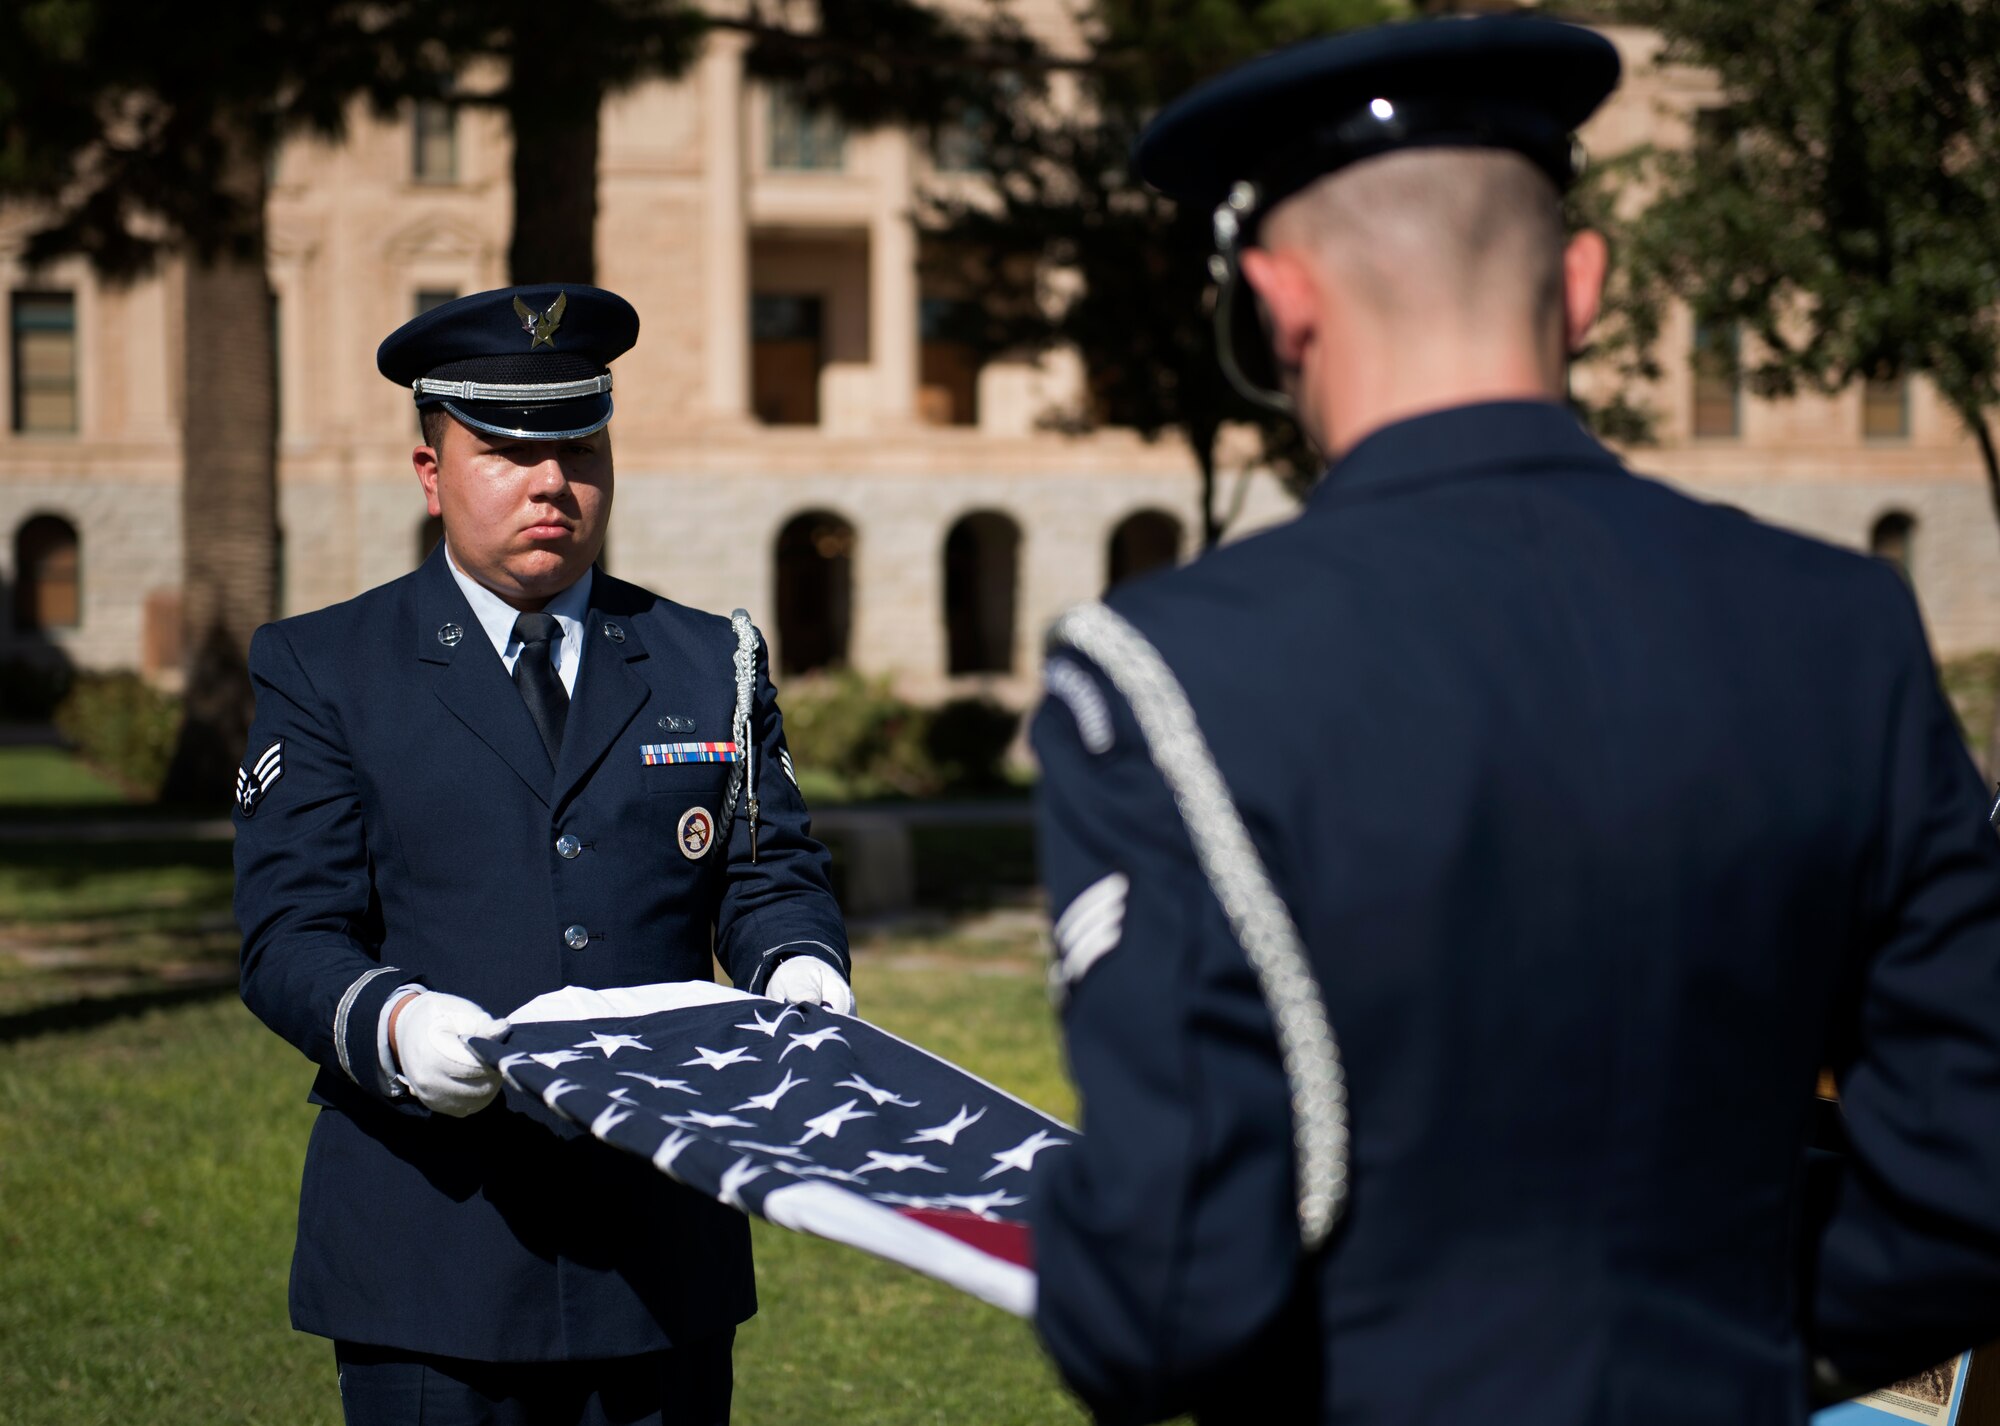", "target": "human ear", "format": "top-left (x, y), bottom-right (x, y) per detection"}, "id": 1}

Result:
top-left (1563, 230), bottom-right (1609, 354)
top-left (412, 442), bottom-right (444, 519)
top-left (1238, 247), bottom-right (1321, 372)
